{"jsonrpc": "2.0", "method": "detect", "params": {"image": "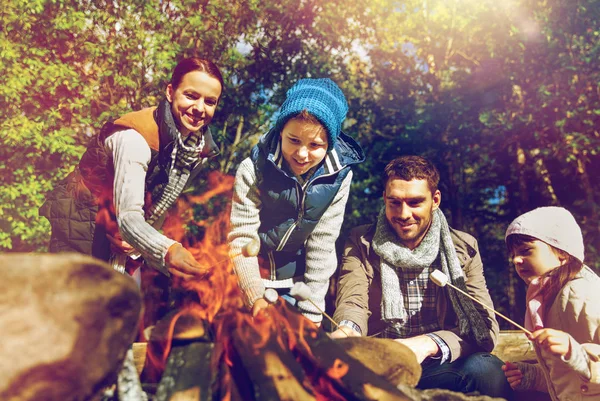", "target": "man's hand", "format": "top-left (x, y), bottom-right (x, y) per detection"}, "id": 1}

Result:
top-left (502, 361), bottom-right (523, 389)
top-left (165, 243), bottom-right (207, 279)
top-left (394, 335), bottom-right (440, 364)
top-left (252, 298), bottom-right (270, 317)
top-left (106, 233), bottom-right (134, 254)
top-left (531, 328), bottom-right (572, 359)
top-left (329, 326), bottom-right (361, 339)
